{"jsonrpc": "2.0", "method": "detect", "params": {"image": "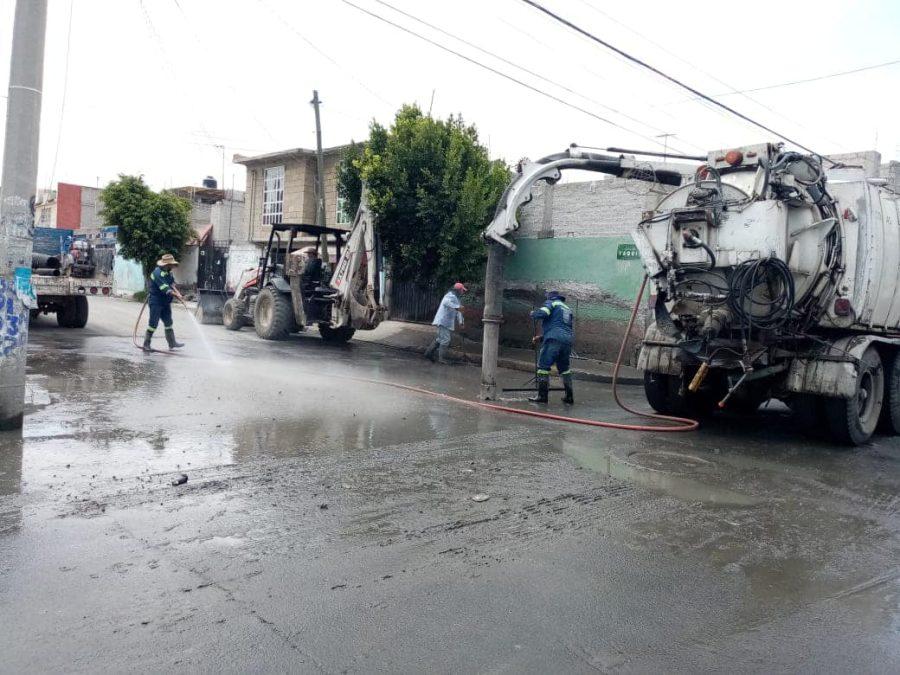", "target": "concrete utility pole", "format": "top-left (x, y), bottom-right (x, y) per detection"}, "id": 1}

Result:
top-left (310, 90), bottom-right (328, 260)
top-left (479, 243), bottom-right (506, 400)
top-left (0, 0), bottom-right (48, 431)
